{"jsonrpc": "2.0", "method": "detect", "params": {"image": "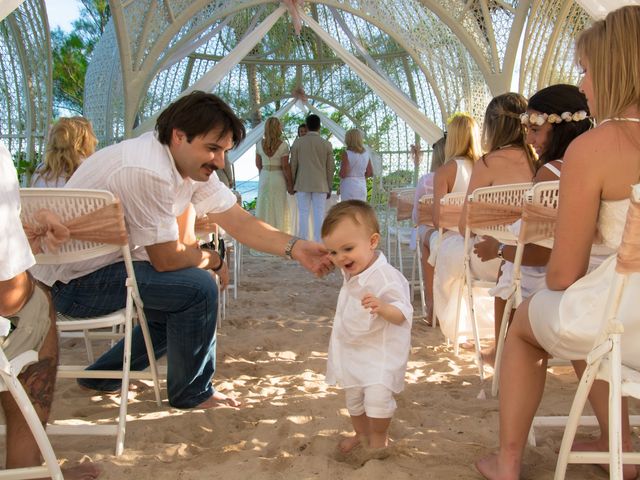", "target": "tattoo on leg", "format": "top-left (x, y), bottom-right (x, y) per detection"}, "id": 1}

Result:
top-left (20, 358), bottom-right (56, 413)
